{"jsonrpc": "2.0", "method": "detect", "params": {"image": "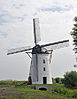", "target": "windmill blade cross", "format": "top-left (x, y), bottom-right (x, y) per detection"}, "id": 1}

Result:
top-left (7, 46), bottom-right (32, 55)
top-left (41, 40), bottom-right (69, 50)
top-left (33, 18), bottom-right (41, 45)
